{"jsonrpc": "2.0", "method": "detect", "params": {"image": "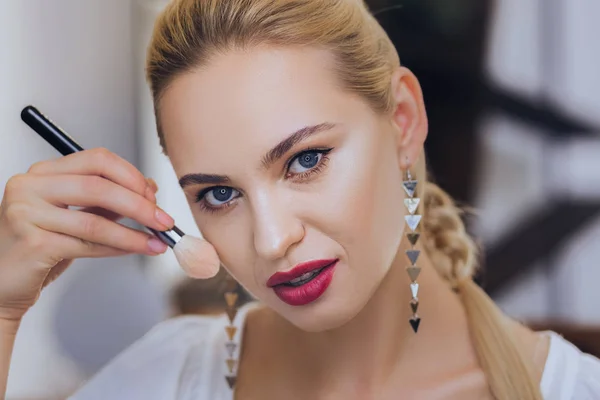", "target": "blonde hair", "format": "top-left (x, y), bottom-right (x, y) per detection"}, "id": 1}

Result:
top-left (146, 1), bottom-right (542, 398)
